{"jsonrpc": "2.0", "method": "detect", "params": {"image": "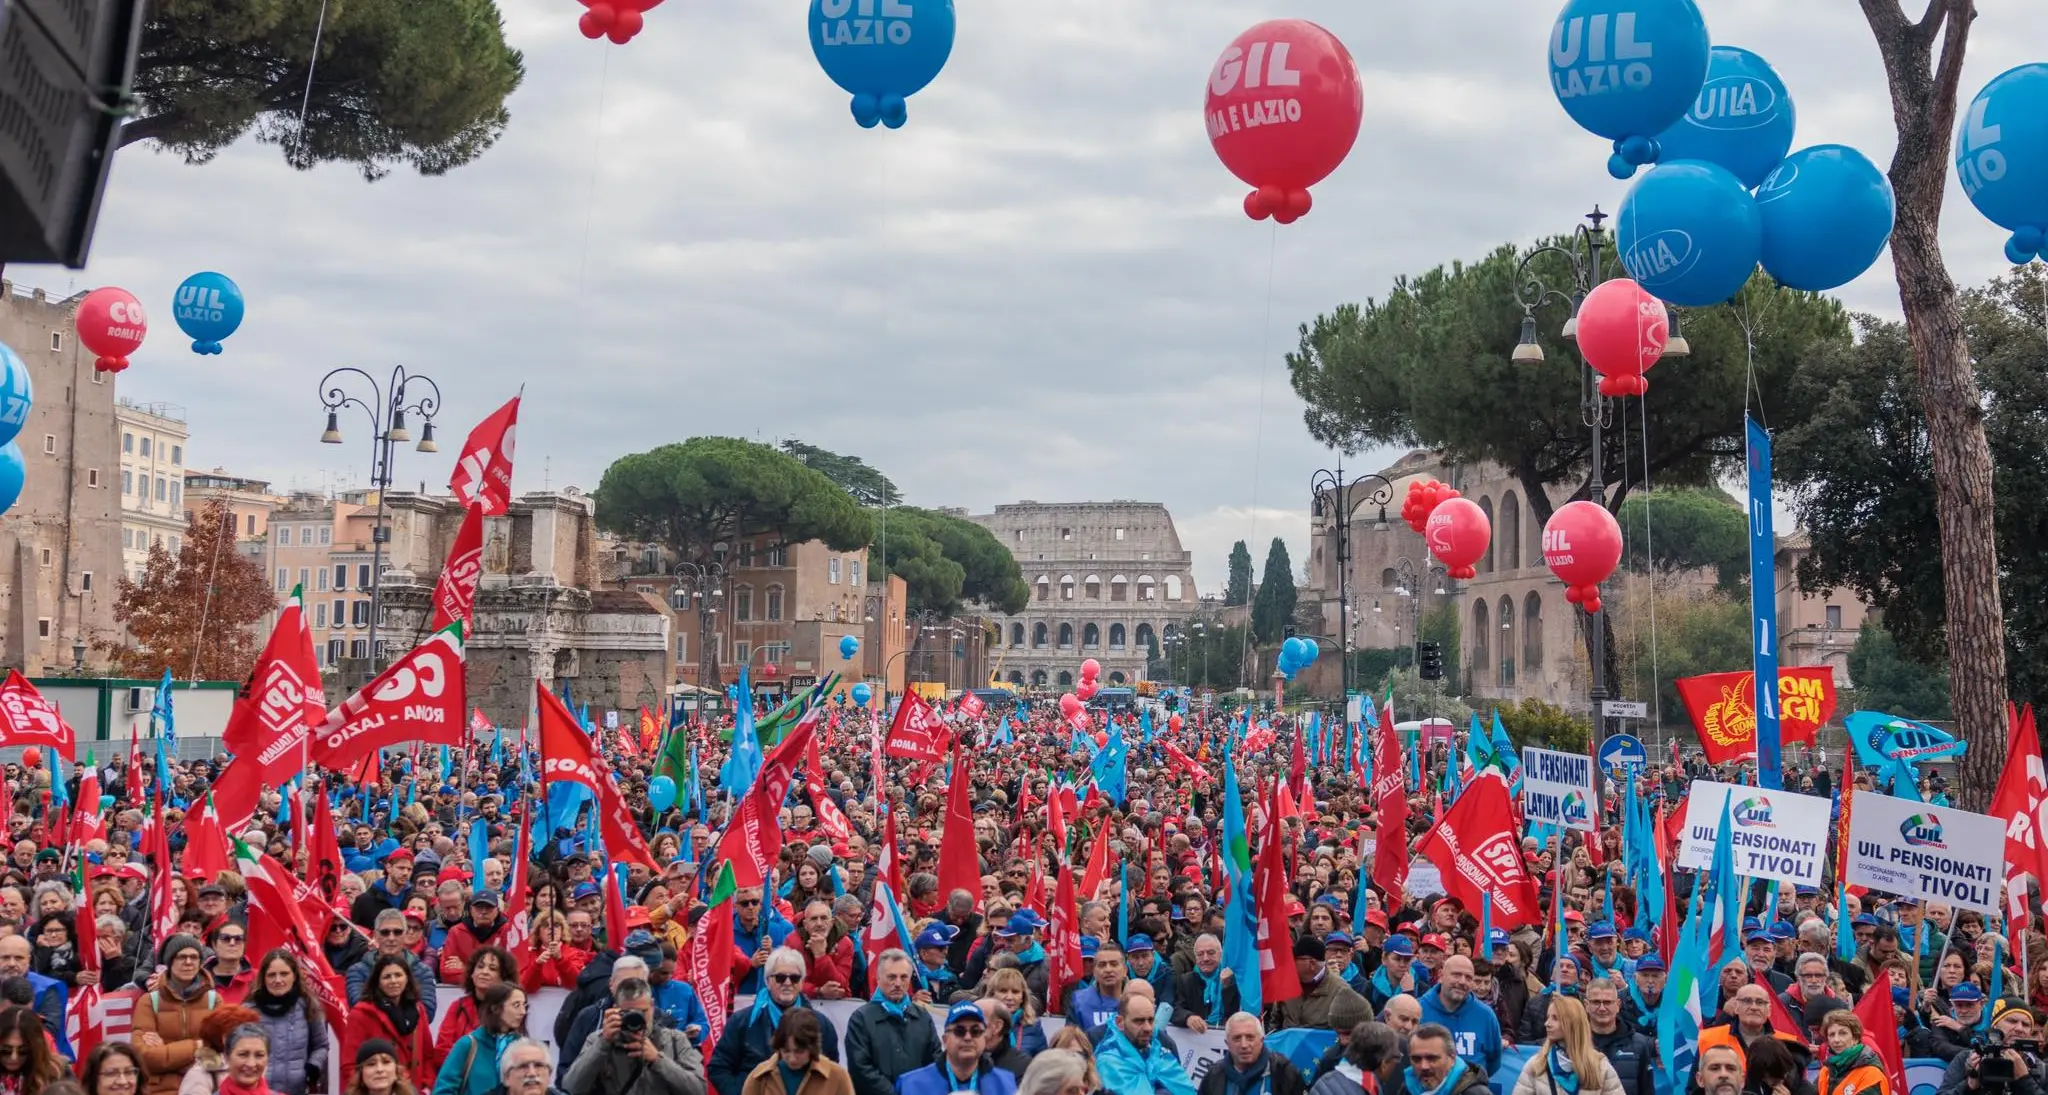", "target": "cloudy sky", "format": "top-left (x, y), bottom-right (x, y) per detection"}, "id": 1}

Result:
top-left (20, 0), bottom-right (2047, 592)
